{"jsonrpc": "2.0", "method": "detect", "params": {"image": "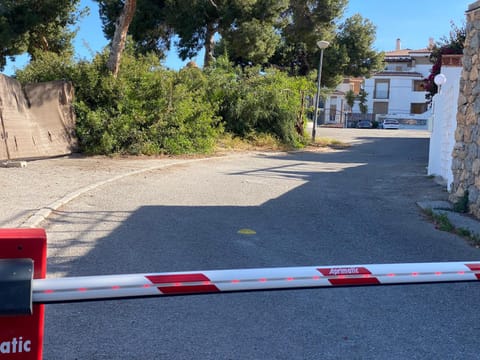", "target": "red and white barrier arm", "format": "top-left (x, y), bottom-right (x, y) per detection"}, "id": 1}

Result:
top-left (32, 261), bottom-right (480, 303)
